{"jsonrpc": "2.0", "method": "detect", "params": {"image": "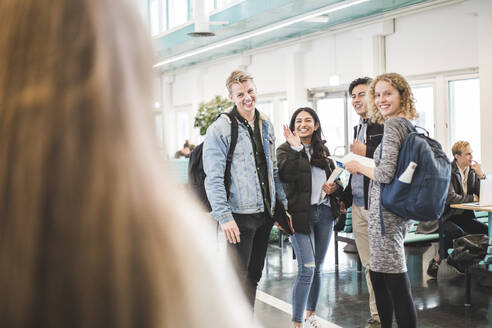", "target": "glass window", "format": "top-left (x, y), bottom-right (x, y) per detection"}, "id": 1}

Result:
top-left (449, 78), bottom-right (481, 161)
top-left (160, 0), bottom-right (167, 31)
top-left (316, 97), bottom-right (346, 156)
top-left (154, 113), bottom-right (163, 147)
top-left (169, 0), bottom-right (188, 28)
top-left (149, 0), bottom-right (167, 35)
top-left (412, 84), bottom-right (434, 138)
top-left (272, 99), bottom-right (290, 143)
top-left (279, 99), bottom-right (290, 127)
top-left (176, 111), bottom-right (190, 152)
top-left (150, 0), bottom-right (160, 35)
top-left (258, 102), bottom-right (274, 123)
